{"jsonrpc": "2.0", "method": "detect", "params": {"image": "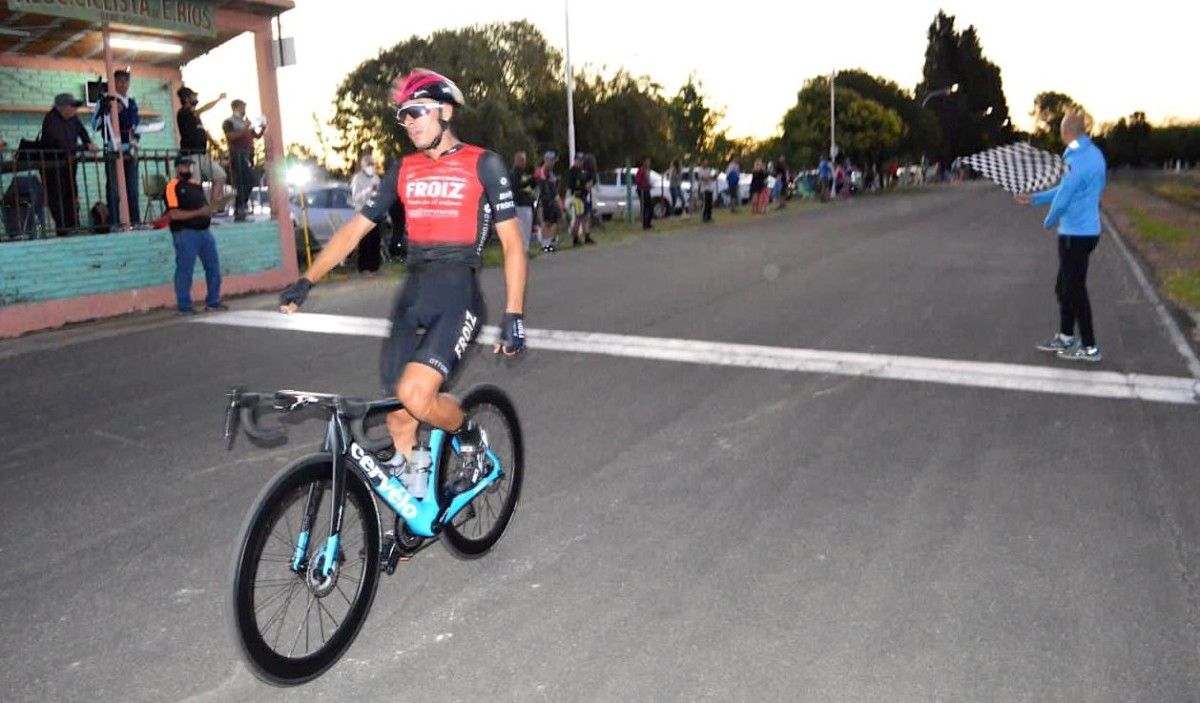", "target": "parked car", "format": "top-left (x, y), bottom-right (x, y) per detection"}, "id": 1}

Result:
top-left (595, 168), bottom-right (673, 220)
top-left (291, 183), bottom-right (355, 248)
top-left (714, 171), bottom-right (775, 206)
